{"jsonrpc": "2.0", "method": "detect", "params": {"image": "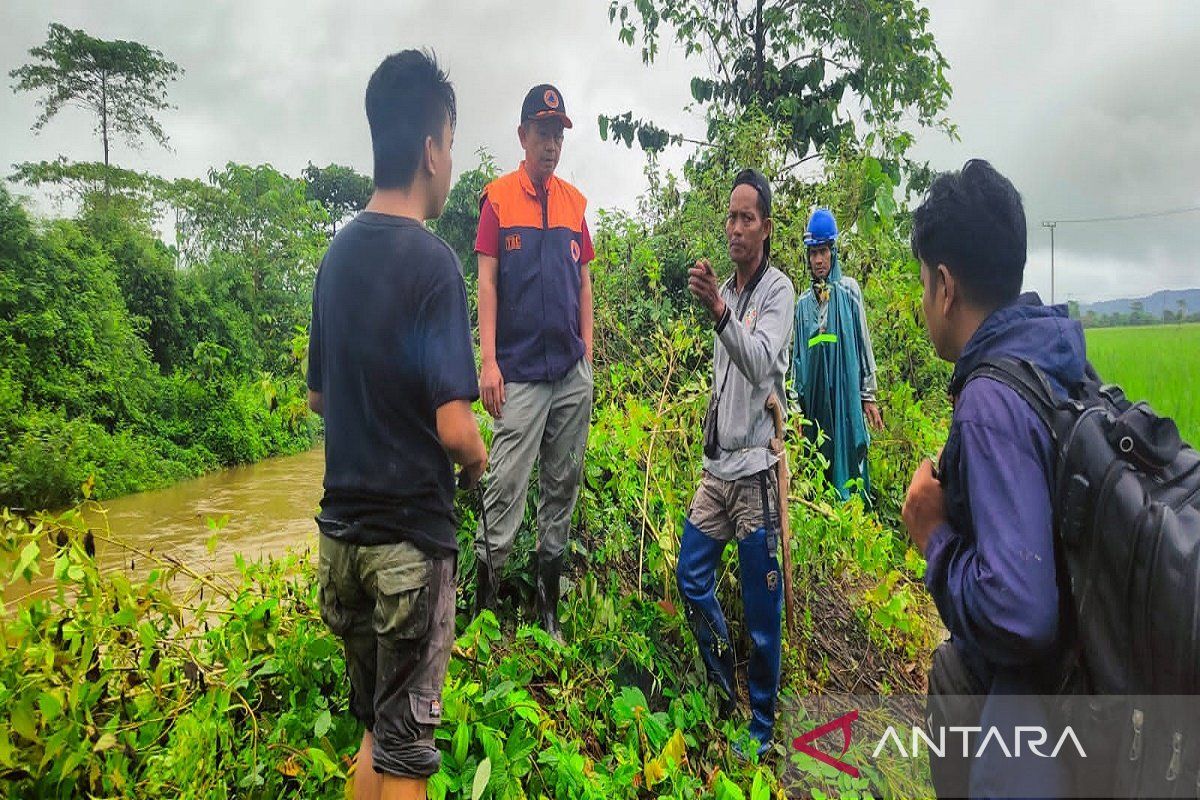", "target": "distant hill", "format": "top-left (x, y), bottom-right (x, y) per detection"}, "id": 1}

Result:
top-left (1079, 288), bottom-right (1200, 318)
